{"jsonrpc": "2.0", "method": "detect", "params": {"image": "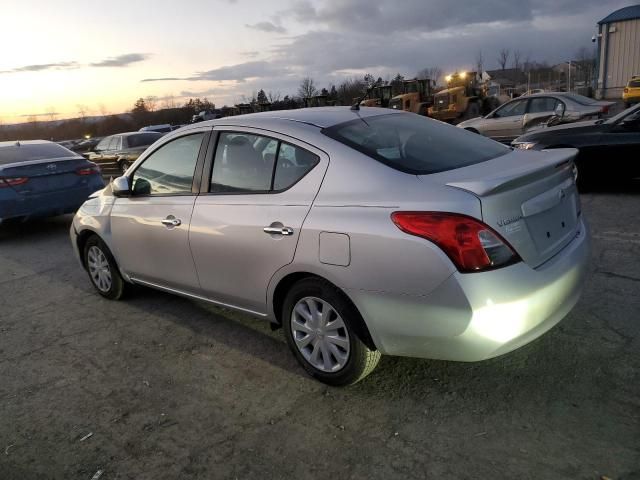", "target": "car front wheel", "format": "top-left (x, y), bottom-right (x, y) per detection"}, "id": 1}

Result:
top-left (282, 278), bottom-right (381, 386)
top-left (118, 159), bottom-right (131, 173)
top-left (84, 235), bottom-right (127, 300)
